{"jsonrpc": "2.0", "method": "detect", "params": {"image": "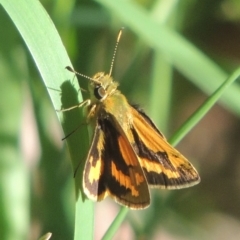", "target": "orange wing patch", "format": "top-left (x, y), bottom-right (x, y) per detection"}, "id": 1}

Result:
top-left (130, 106), bottom-right (200, 188)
